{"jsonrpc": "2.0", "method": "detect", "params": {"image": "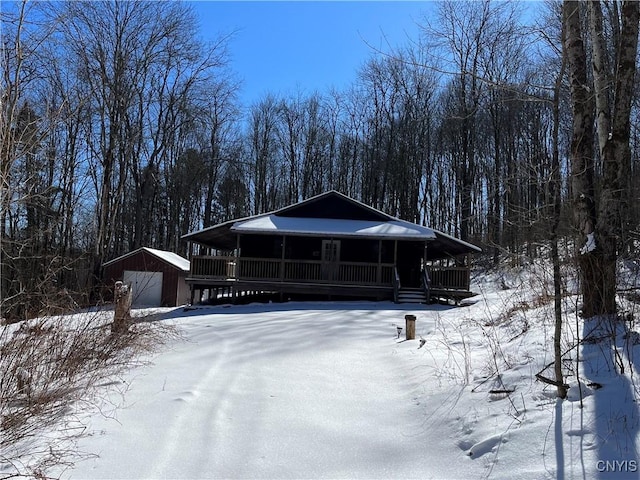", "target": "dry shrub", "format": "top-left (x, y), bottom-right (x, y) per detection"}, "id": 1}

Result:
top-left (0, 309), bottom-right (176, 478)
